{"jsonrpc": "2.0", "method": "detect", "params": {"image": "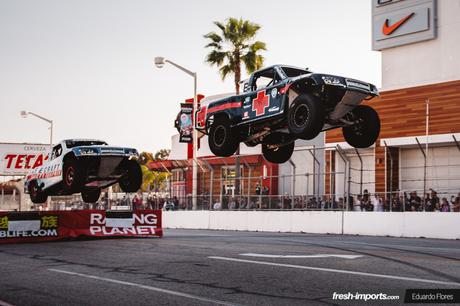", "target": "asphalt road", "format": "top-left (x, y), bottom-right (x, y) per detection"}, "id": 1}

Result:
top-left (1, 229), bottom-right (459, 306)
